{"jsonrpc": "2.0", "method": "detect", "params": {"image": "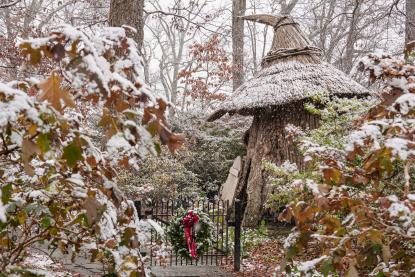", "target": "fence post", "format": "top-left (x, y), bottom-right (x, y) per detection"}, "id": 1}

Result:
top-left (234, 199), bottom-right (242, 272)
top-left (134, 200), bottom-right (142, 218)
